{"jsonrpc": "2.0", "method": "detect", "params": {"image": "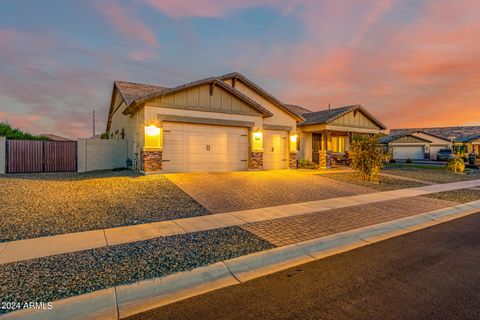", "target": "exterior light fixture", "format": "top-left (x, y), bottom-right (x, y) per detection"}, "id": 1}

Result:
top-left (145, 125), bottom-right (160, 136)
top-left (290, 134), bottom-right (298, 152)
top-left (252, 129), bottom-right (263, 152)
top-left (144, 124), bottom-right (162, 149)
